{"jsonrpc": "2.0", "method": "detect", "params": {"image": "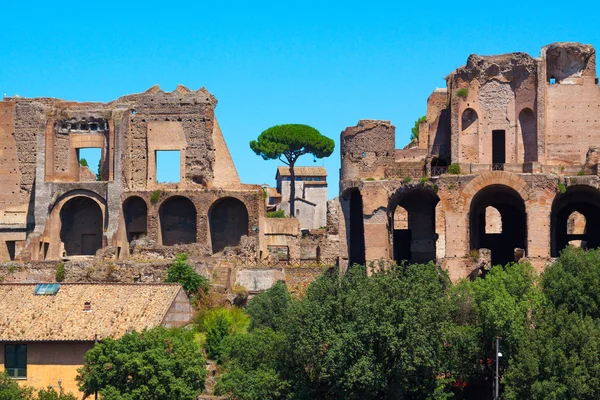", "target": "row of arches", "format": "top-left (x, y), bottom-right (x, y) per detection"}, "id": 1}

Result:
top-left (346, 184), bottom-right (600, 267)
top-left (59, 194), bottom-right (249, 257)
